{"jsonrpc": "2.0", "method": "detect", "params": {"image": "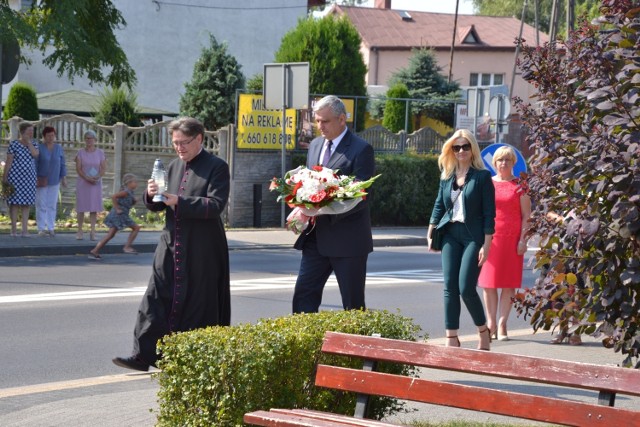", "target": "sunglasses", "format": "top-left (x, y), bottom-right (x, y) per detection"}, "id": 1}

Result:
top-left (452, 143), bottom-right (472, 153)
